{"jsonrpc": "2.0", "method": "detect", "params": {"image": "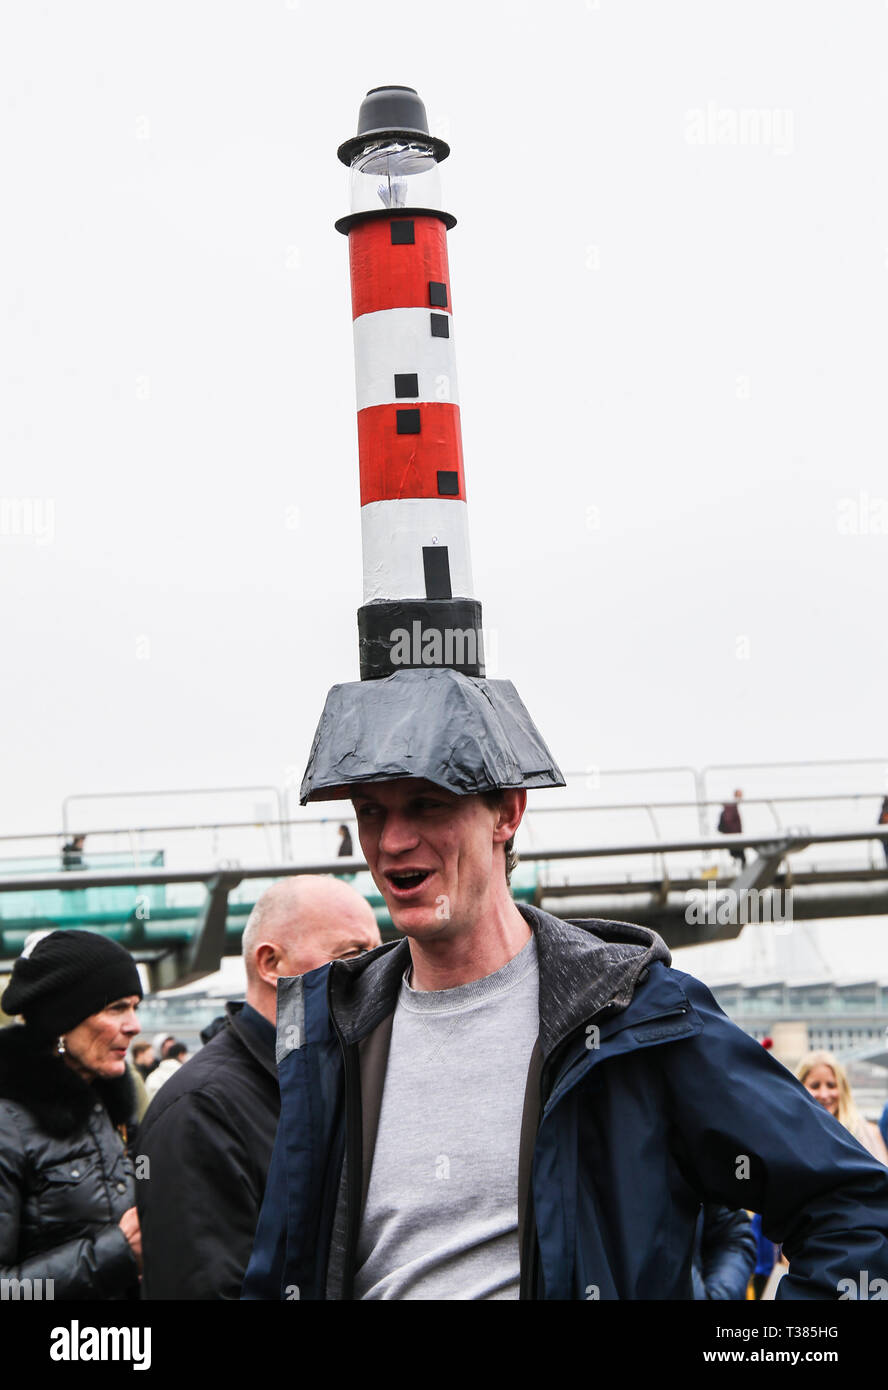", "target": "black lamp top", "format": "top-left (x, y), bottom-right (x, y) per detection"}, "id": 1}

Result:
top-left (337, 85), bottom-right (450, 166)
